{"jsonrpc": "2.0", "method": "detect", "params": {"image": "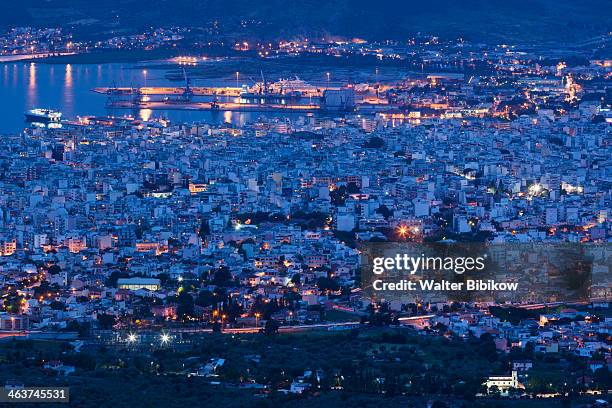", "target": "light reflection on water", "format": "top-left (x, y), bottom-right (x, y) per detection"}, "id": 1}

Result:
top-left (28, 63), bottom-right (37, 107)
top-left (0, 62), bottom-right (303, 134)
top-left (63, 64), bottom-right (73, 113)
